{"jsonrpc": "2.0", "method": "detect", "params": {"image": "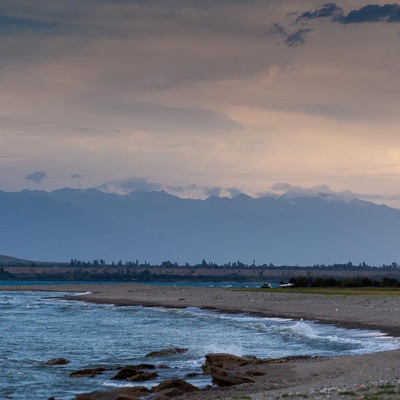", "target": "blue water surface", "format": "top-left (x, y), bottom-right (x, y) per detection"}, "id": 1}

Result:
top-left (1, 287), bottom-right (399, 400)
